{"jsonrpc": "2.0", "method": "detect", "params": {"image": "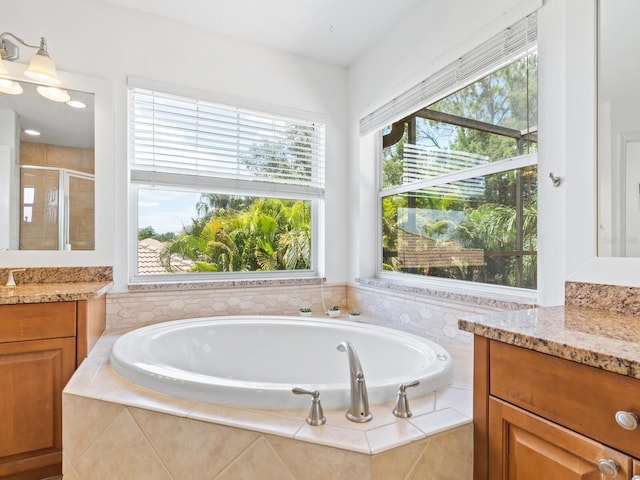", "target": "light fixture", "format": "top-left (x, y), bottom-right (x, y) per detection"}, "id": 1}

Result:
top-left (37, 85), bottom-right (70, 102)
top-left (0, 77), bottom-right (22, 95)
top-left (66, 99), bottom-right (87, 109)
top-left (0, 32), bottom-right (61, 85)
top-left (24, 129), bottom-right (41, 136)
